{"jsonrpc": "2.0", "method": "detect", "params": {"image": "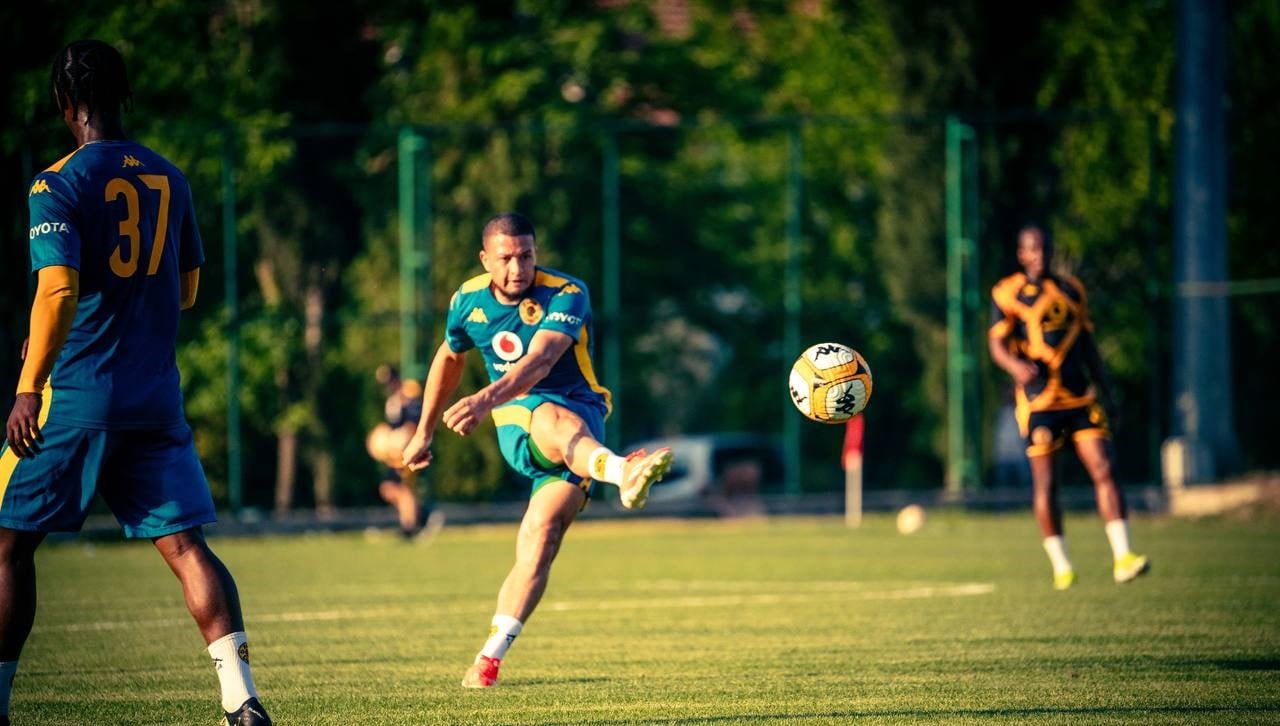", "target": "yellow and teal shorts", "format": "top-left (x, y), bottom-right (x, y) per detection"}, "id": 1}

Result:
top-left (492, 392), bottom-right (606, 499)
